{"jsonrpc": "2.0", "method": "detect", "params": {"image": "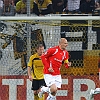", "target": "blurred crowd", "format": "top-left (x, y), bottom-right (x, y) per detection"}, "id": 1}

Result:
top-left (0, 0), bottom-right (100, 16)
